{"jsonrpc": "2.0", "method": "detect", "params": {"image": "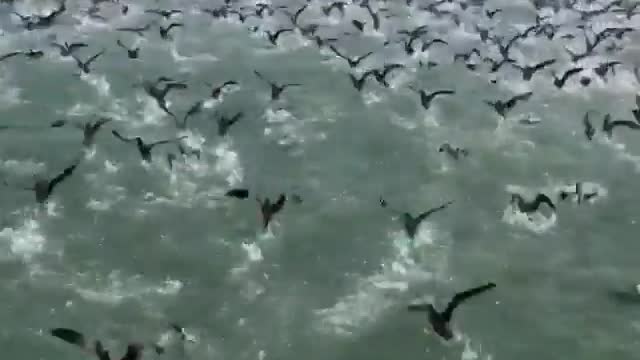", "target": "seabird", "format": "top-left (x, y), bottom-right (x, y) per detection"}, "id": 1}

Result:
top-left (257, 194), bottom-right (286, 230)
top-left (116, 39), bottom-right (139, 59)
top-left (371, 64), bottom-right (404, 87)
top-left (409, 87), bottom-right (455, 110)
top-left (217, 112), bottom-right (243, 136)
top-left (141, 77), bottom-right (188, 117)
top-left (380, 197), bottom-right (453, 239)
top-left (510, 193), bottom-right (556, 214)
top-left (438, 143), bottom-right (469, 159)
top-left (408, 282), bottom-right (496, 340)
top-left (328, 45), bottom-right (374, 68)
top-left (485, 8), bottom-right (502, 19)
top-left (144, 8), bottom-right (182, 19)
top-left (12, 0), bottom-right (66, 30)
top-left (176, 100), bottom-right (204, 129)
top-left (23, 157), bottom-right (81, 204)
top-left (53, 117), bottom-right (112, 147)
top-left (159, 23), bottom-right (183, 40)
top-left (71, 49), bottom-right (105, 74)
top-left (206, 80), bottom-right (238, 99)
top-left (321, 2), bottom-right (347, 17)
top-left (51, 41), bottom-right (87, 57)
top-left (513, 59), bottom-right (556, 81)
top-left (485, 92), bottom-right (533, 118)
top-left (282, 4), bottom-right (308, 27)
top-left (253, 70), bottom-right (301, 100)
top-left (111, 130), bottom-right (187, 162)
top-left (583, 112), bottom-right (595, 140)
top-left (362, 3), bottom-right (380, 30)
top-left (225, 188), bottom-right (249, 199)
top-left (348, 70), bottom-right (375, 91)
top-left (601, 114), bottom-right (640, 138)
top-left (264, 28), bottom-right (294, 46)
